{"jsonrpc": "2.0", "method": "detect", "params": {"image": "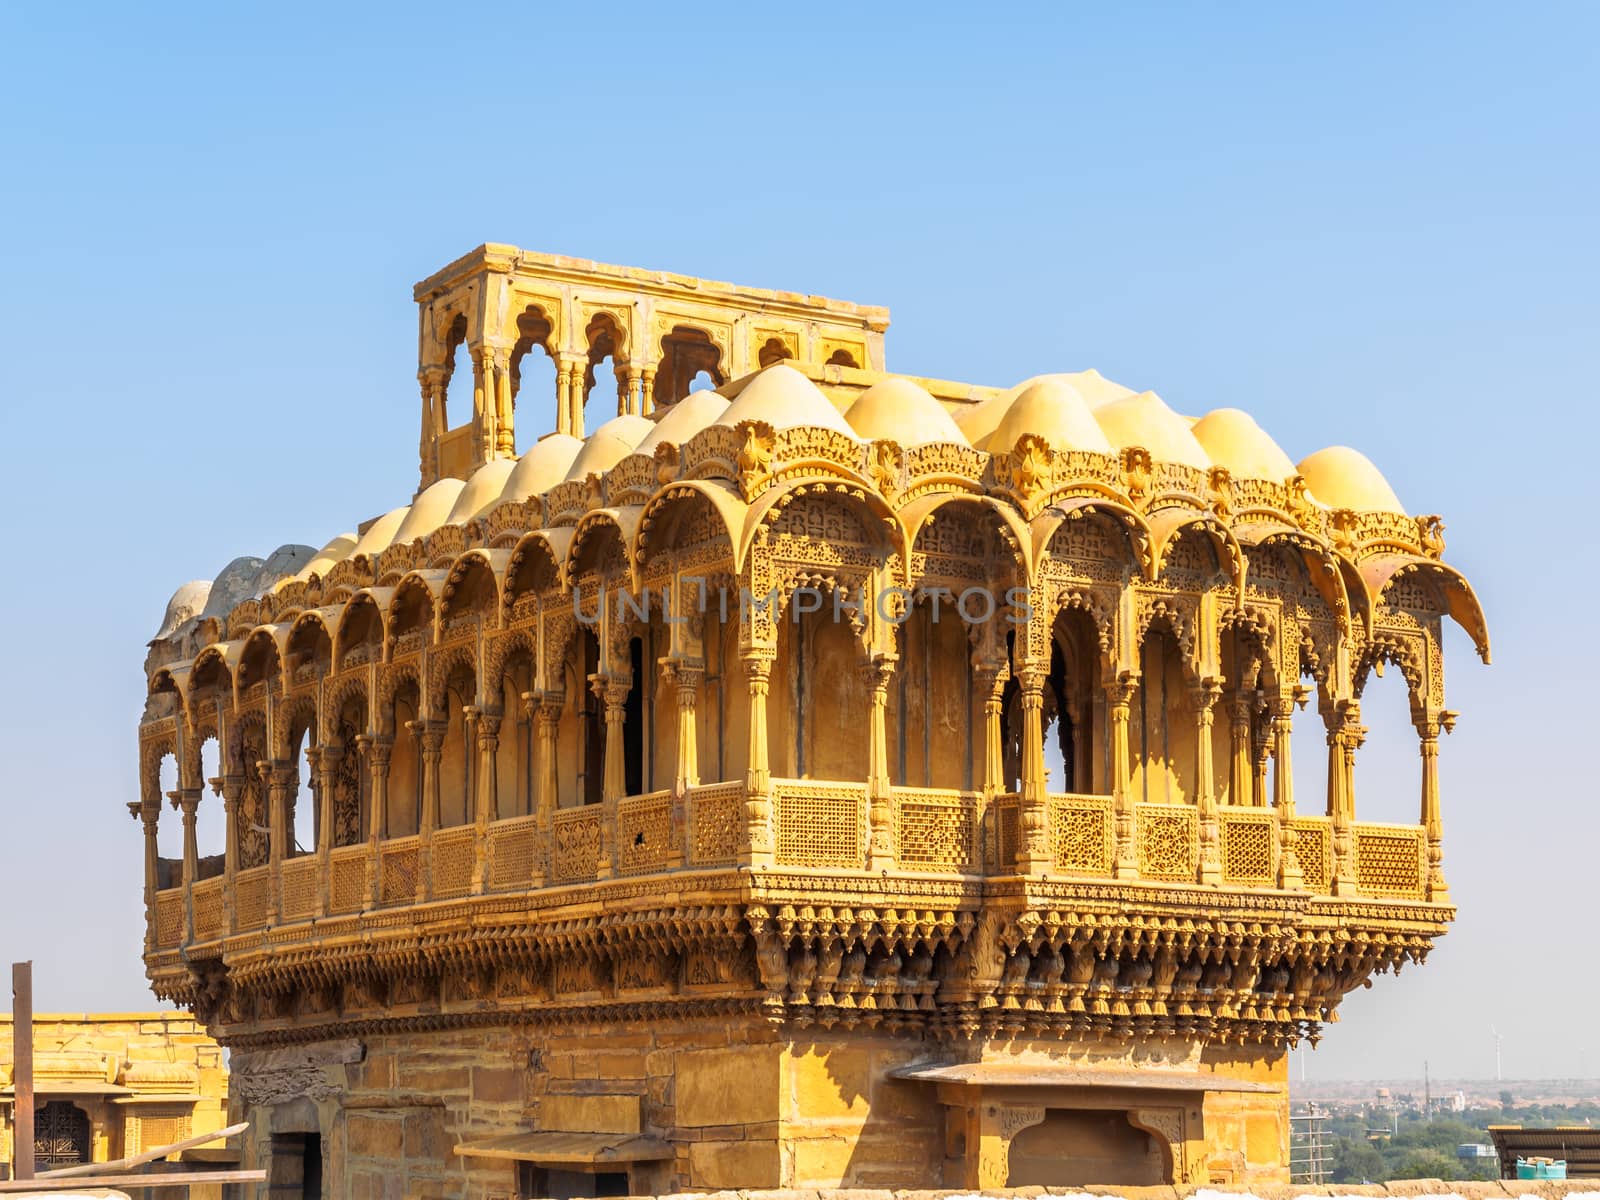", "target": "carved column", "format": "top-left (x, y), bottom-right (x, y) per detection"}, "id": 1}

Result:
top-left (741, 649), bottom-right (775, 865)
top-left (621, 364), bottom-right (643, 417)
top-left (220, 774), bottom-right (242, 932)
top-left (1327, 702), bottom-right (1363, 896)
top-left (532, 693), bottom-right (562, 887)
top-left (177, 788), bottom-right (201, 943)
top-left (493, 348), bottom-right (514, 456)
top-left (1418, 714), bottom-right (1448, 903)
top-left (639, 365), bottom-right (657, 414)
top-left (1252, 701), bottom-right (1272, 809)
top-left (555, 358), bottom-right (575, 437)
top-left (1192, 681), bottom-right (1222, 885)
top-left (1229, 694), bottom-right (1254, 806)
top-left (137, 797), bottom-right (160, 954)
top-left (974, 660), bottom-right (1008, 870)
top-left (416, 722), bottom-right (444, 902)
top-left (865, 654), bottom-right (898, 870)
top-left (471, 346), bottom-right (493, 465)
top-left (1016, 667), bottom-right (1049, 874)
top-left (265, 760), bottom-right (293, 921)
top-left (1108, 678), bottom-right (1138, 878)
top-left (314, 741), bottom-right (341, 916)
top-left (361, 736), bottom-right (389, 907)
top-left (597, 676), bottom-right (629, 876)
top-left (472, 710), bottom-right (500, 893)
top-left (417, 367), bottom-right (447, 486)
top-left (670, 661), bottom-right (702, 870)
top-left (1271, 694), bottom-right (1304, 889)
